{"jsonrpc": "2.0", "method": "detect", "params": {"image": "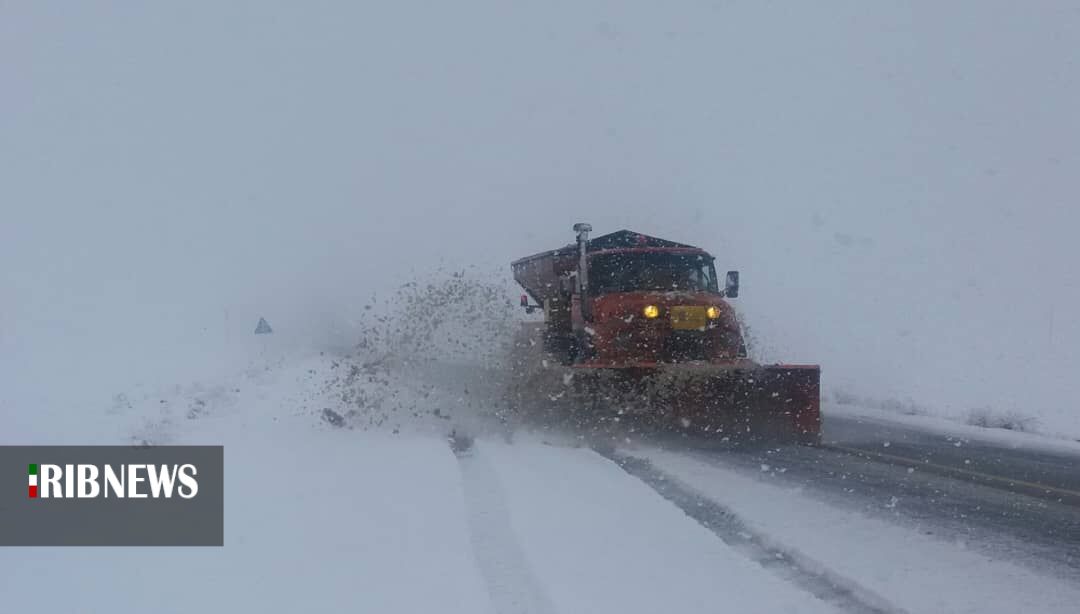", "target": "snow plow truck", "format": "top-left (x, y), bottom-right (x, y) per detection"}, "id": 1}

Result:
top-left (509, 223), bottom-right (821, 444)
